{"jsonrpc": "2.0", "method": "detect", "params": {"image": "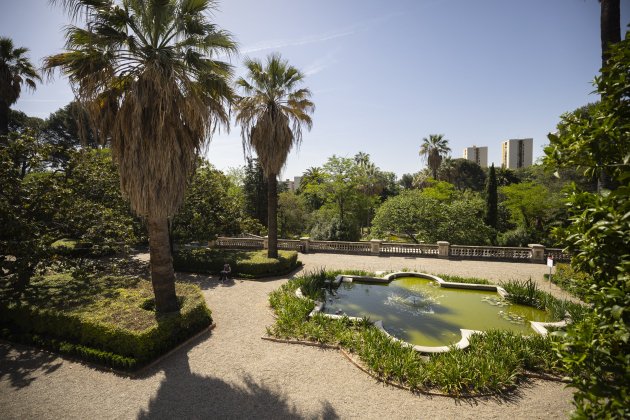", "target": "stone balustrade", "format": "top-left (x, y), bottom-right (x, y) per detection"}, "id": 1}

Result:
top-left (212, 236), bottom-right (570, 264)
